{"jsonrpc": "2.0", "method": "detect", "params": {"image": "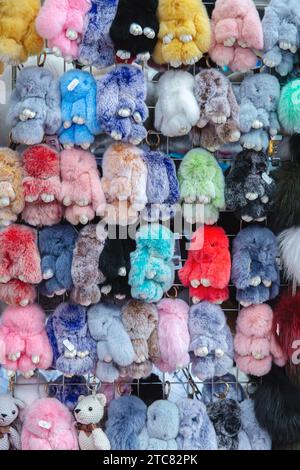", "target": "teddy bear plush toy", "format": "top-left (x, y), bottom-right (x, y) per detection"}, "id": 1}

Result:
top-left (98, 235), bottom-right (136, 300)
top-left (0, 224), bottom-right (42, 306)
top-left (22, 145), bottom-right (63, 227)
top-left (101, 143), bottom-right (148, 226)
top-left (97, 65), bottom-right (148, 146)
top-left (236, 73), bottom-right (281, 152)
top-left (0, 0), bottom-right (44, 71)
top-left (74, 394), bottom-right (110, 450)
top-left (153, 0), bottom-right (211, 67)
top-left (234, 304), bottom-right (286, 377)
top-left (38, 224), bottom-right (78, 297)
top-left (192, 69), bottom-right (241, 152)
top-left (154, 299), bottom-right (190, 373)
top-left (262, 0), bottom-right (300, 76)
top-left (176, 398), bottom-right (218, 450)
top-left (179, 226), bottom-right (231, 304)
top-left (231, 225), bottom-right (280, 307)
top-left (129, 224), bottom-right (175, 303)
top-left (278, 79), bottom-right (300, 135)
top-left (110, 0), bottom-right (159, 62)
top-left (87, 303), bottom-right (135, 383)
top-left (21, 398), bottom-right (79, 450)
top-left (0, 394), bottom-right (24, 450)
top-left (225, 150), bottom-right (275, 222)
top-left (188, 302), bottom-right (234, 381)
top-left (155, 71), bottom-right (200, 138)
top-left (209, 0), bottom-right (264, 73)
top-left (207, 399), bottom-right (252, 450)
top-left (7, 67), bottom-right (61, 146)
top-left (79, 0), bottom-right (119, 68)
top-left (36, 0), bottom-right (90, 62)
top-left (0, 148), bottom-right (24, 227)
top-left (178, 149), bottom-right (225, 226)
top-left (60, 149), bottom-right (106, 225)
top-left (59, 70), bottom-right (100, 149)
top-left (106, 396), bottom-right (147, 450)
top-left (46, 302), bottom-right (97, 377)
top-left (139, 400), bottom-right (180, 450)
top-left (141, 150), bottom-right (180, 222)
top-left (0, 304), bottom-right (53, 379)
top-left (71, 224), bottom-right (107, 306)
top-left (119, 300), bottom-right (159, 379)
